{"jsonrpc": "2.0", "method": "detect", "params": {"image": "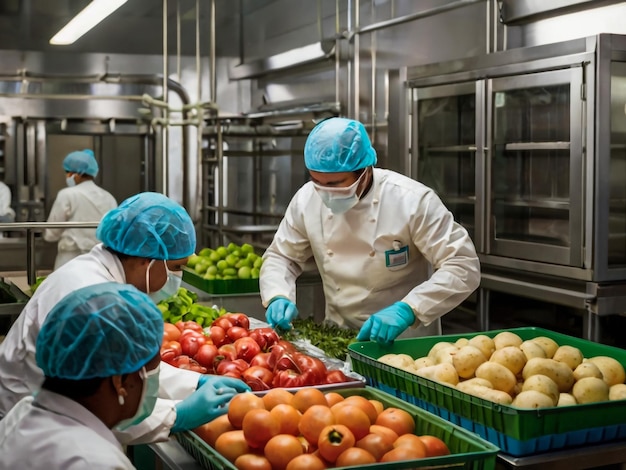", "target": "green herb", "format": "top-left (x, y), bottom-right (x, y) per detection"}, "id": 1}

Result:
top-left (279, 317), bottom-right (358, 360)
top-left (157, 287), bottom-right (225, 325)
